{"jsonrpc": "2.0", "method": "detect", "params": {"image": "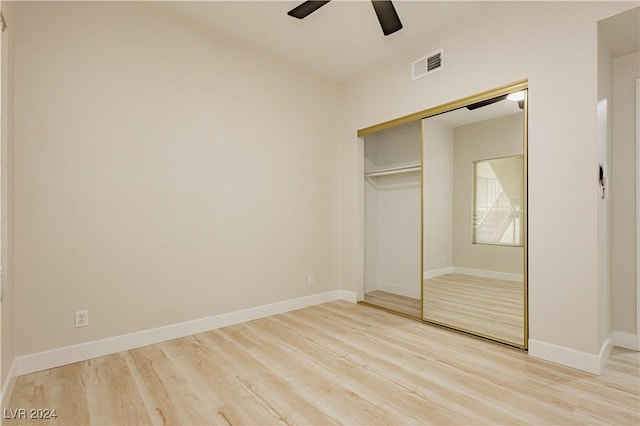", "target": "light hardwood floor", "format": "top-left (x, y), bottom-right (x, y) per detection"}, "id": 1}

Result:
top-left (424, 273), bottom-right (524, 345)
top-left (7, 301), bottom-right (639, 425)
